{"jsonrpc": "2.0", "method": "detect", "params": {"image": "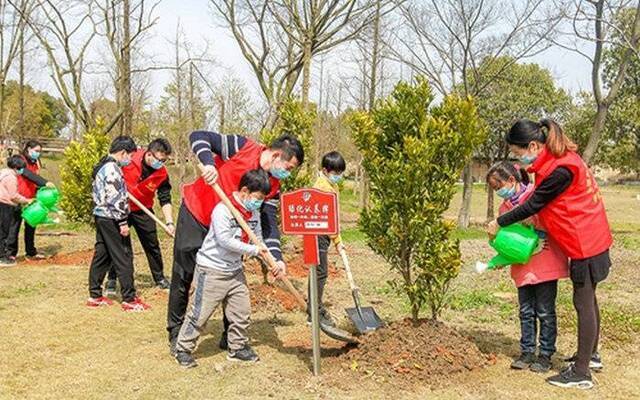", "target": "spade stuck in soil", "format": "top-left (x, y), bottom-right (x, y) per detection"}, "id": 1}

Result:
top-left (339, 248), bottom-right (383, 334)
